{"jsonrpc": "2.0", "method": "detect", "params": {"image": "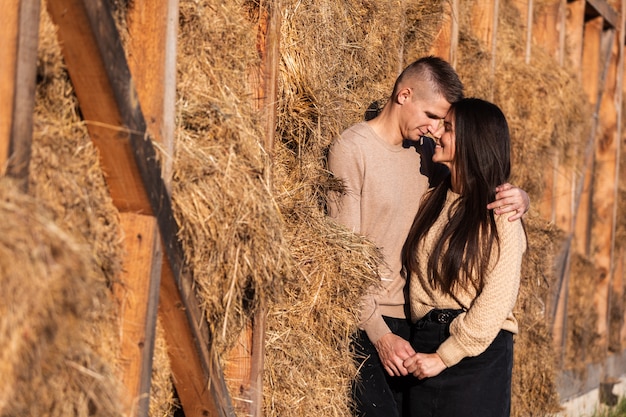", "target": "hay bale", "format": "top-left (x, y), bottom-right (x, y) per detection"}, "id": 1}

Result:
top-left (0, 178), bottom-right (124, 417)
top-left (512, 215), bottom-right (565, 416)
top-left (566, 254), bottom-right (604, 372)
top-left (174, 0), bottom-right (294, 357)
